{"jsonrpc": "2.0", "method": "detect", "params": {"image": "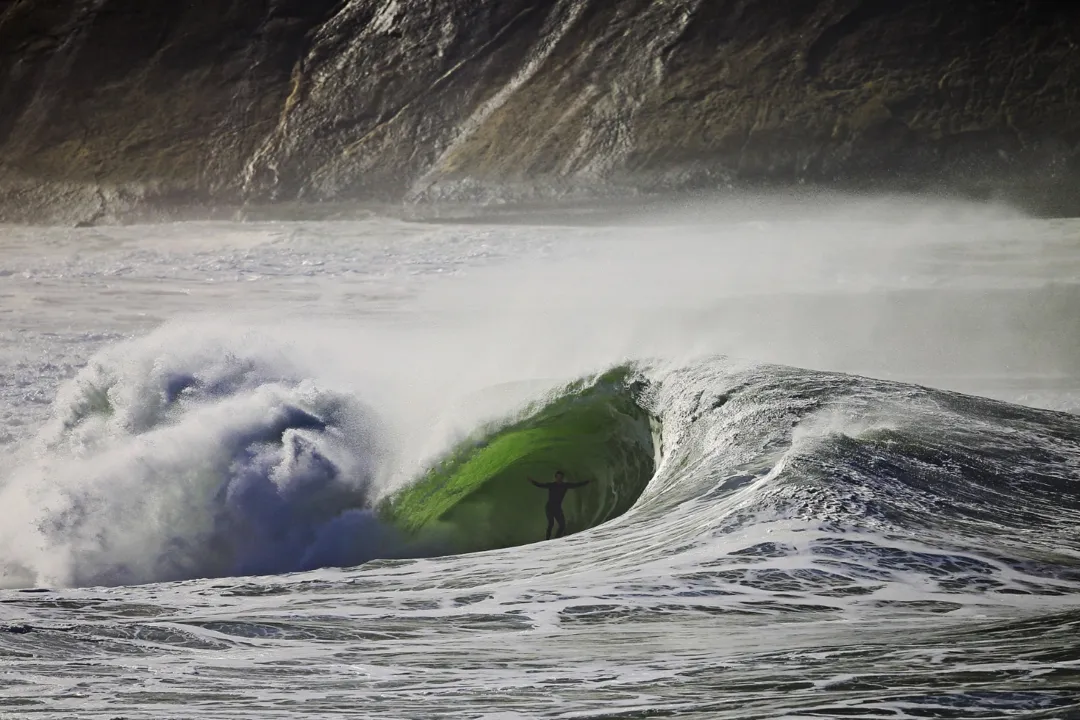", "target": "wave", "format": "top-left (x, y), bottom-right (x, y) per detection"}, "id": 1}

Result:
top-left (2, 327), bottom-right (1079, 601)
